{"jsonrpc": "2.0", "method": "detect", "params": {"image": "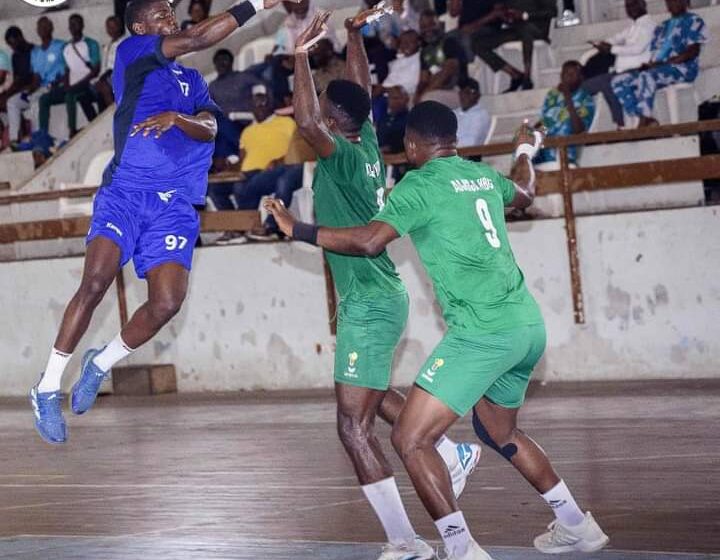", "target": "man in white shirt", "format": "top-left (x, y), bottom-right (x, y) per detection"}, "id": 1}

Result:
top-left (379, 29), bottom-right (421, 97)
top-left (94, 15), bottom-right (125, 112)
top-left (453, 78), bottom-right (491, 148)
top-left (273, 0), bottom-right (337, 54)
top-left (581, 0), bottom-right (655, 128)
